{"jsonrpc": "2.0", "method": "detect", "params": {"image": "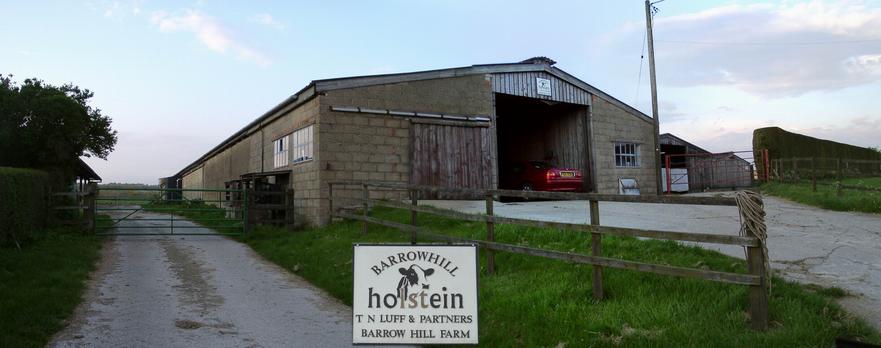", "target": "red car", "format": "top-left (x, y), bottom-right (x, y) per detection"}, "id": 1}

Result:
top-left (503, 161), bottom-right (583, 192)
